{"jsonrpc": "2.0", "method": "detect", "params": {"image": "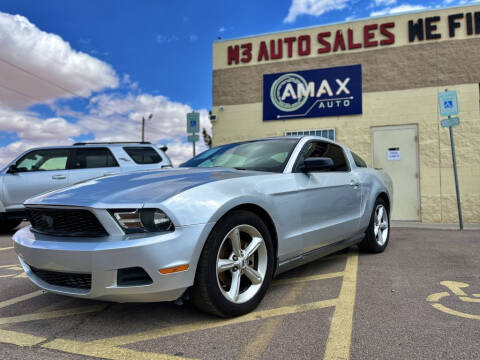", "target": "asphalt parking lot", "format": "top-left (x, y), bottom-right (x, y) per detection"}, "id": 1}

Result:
top-left (0, 226), bottom-right (479, 360)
